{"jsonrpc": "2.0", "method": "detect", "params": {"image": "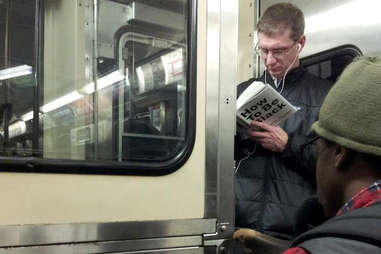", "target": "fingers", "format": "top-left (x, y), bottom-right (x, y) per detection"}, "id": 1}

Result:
top-left (233, 228), bottom-right (290, 253)
top-left (250, 121), bottom-right (273, 131)
top-left (246, 129), bottom-right (268, 139)
top-left (246, 121), bottom-right (273, 138)
top-left (245, 121), bottom-right (288, 152)
top-left (233, 228), bottom-right (257, 241)
top-left (233, 228), bottom-right (258, 253)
